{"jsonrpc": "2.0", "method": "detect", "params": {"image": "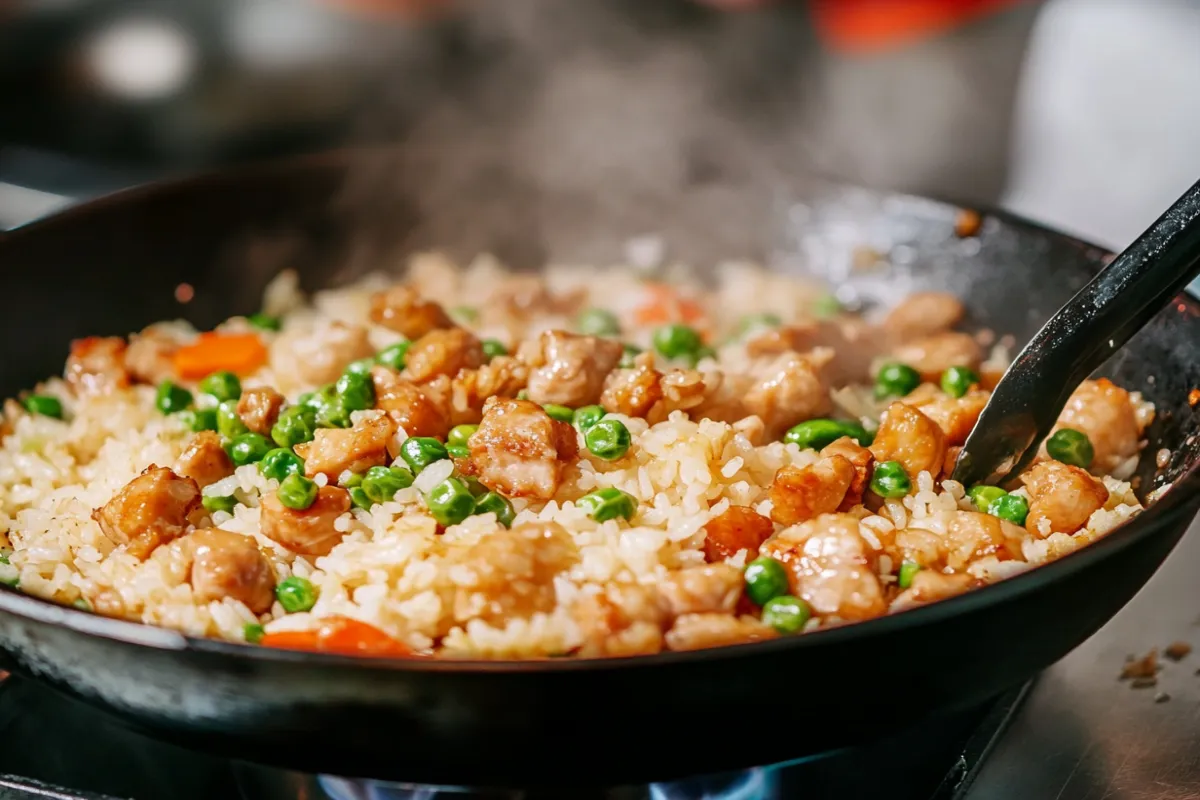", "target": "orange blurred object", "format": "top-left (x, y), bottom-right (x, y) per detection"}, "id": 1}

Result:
top-left (311, 0), bottom-right (451, 19)
top-left (173, 332), bottom-right (267, 379)
top-left (811, 0), bottom-right (1027, 53)
top-left (260, 616), bottom-right (414, 658)
top-left (633, 284), bottom-right (708, 328)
